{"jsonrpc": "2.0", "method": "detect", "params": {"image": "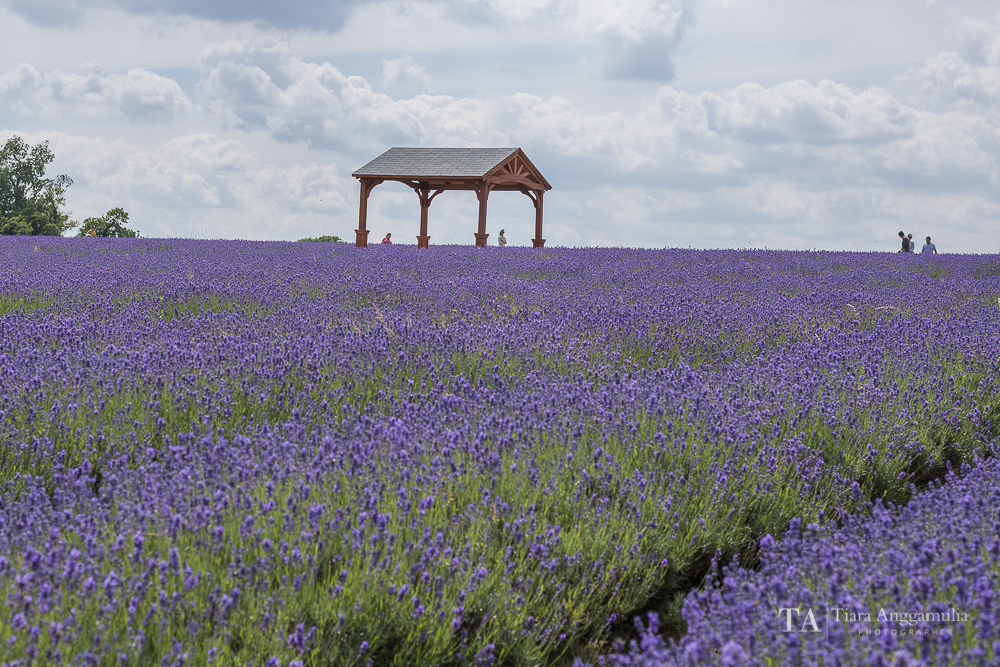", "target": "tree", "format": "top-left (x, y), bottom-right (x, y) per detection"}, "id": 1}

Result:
top-left (77, 208), bottom-right (139, 238)
top-left (0, 137), bottom-right (76, 236)
top-left (298, 235), bottom-right (342, 242)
